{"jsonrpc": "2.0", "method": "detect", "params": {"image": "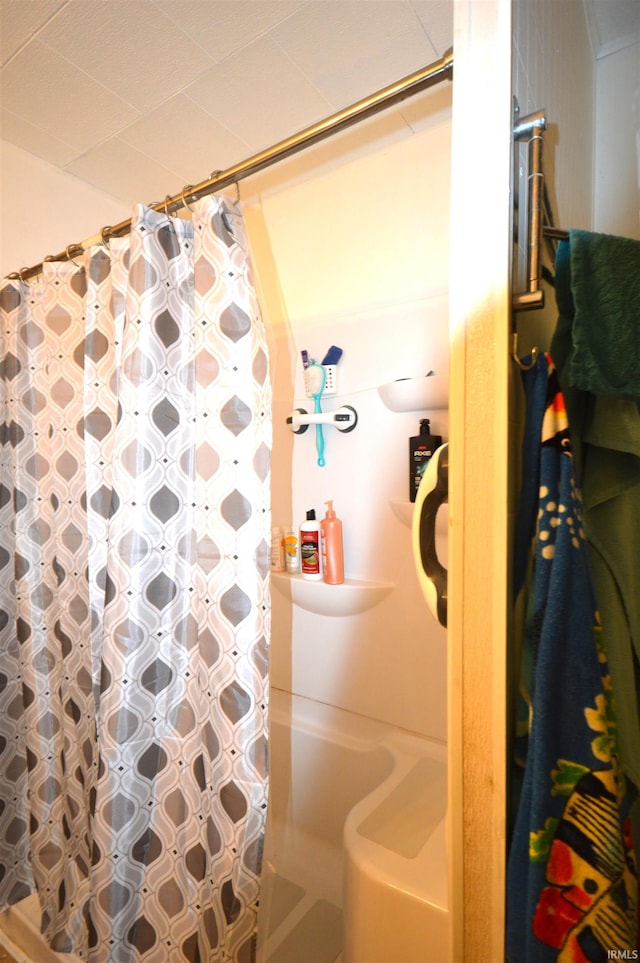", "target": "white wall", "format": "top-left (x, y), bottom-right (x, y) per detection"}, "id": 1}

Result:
top-left (594, 40), bottom-right (640, 239)
top-left (0, 140), bottom-right (130, 278)
top-left (246, 99), bottom-right (451, 741)
top-left (512, 0), bottom-right (595, 233)
top-left (511, 0), bottom-right (595, 357)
